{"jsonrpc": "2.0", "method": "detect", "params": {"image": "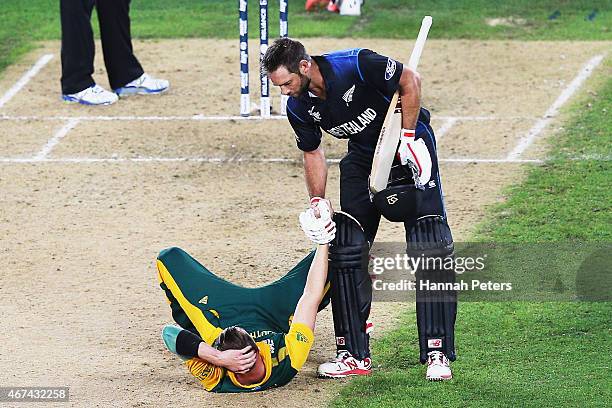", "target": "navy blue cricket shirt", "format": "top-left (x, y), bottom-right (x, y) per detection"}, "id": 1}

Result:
top-left (286, 48), bottom-right (403, 161)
